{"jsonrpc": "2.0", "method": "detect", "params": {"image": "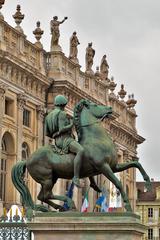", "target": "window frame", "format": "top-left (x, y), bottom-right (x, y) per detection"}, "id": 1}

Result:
top-left (4, 96), bottom-right (14, 118)
top-left (148, 228), bottom-right (153, 240)
top-left (23, 108), bottom-right (31, 128)
top-left (148, 208), bottom-right (153, 218)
